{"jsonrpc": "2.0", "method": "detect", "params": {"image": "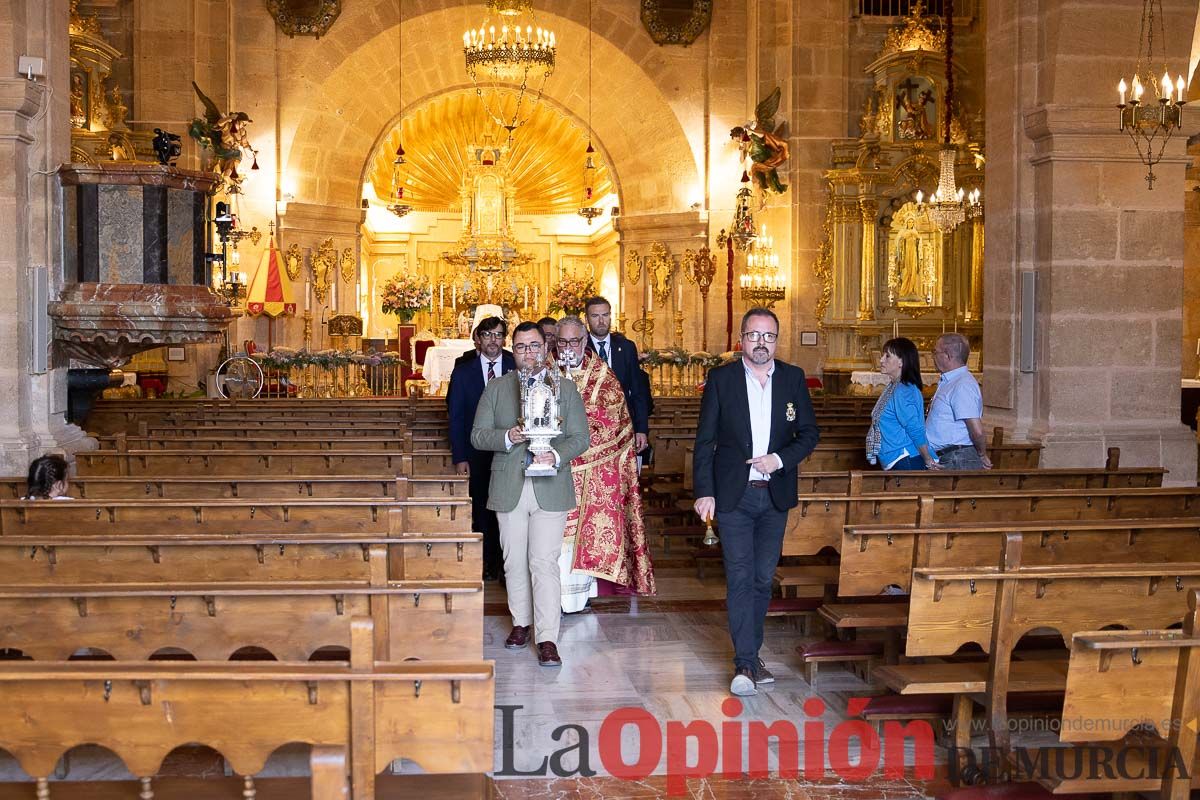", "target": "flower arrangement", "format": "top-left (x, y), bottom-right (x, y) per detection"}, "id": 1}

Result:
top-left (547, 276), bottom-right (597, 315)
top-left (379, 273), bottom-right (433, 323)
top-left (254, 347), bottom-right (406, 372)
